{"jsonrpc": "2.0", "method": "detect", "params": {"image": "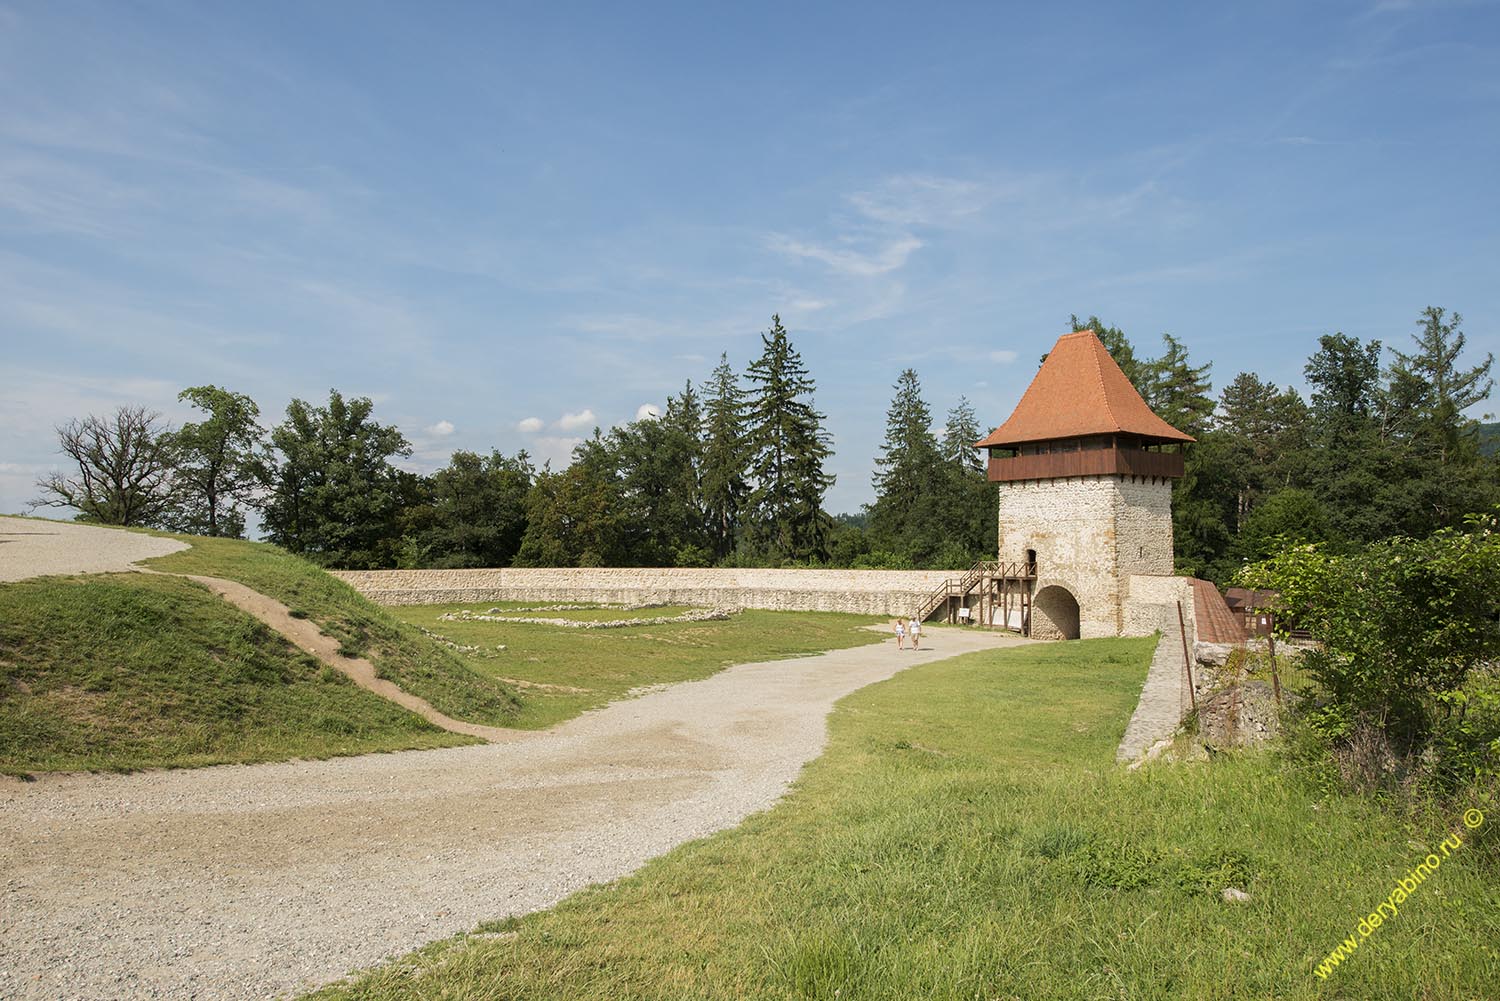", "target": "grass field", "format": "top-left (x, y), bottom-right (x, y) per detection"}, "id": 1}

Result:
top-left (448, 603), bottom-right (703, 621)
top-left (143, 534), bottom-right (524, 727)
top-left (390, 602), bottom-right (888, 729)
top-left (0, 573), bottom-right (471, 774)
top-left (305, 637), bottom-right (1499, 1000)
